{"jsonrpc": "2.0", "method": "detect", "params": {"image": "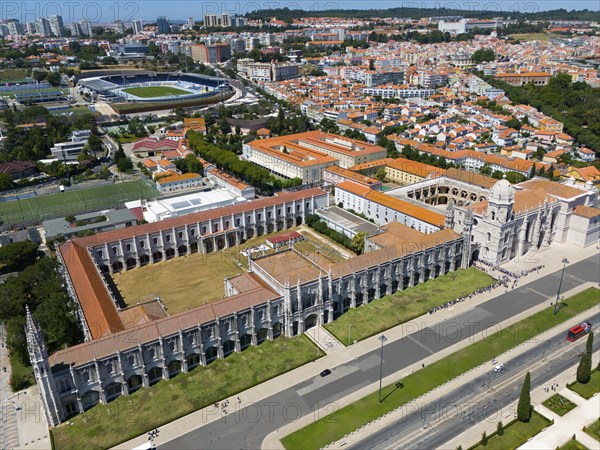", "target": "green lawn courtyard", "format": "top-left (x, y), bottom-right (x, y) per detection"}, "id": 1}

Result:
top-left (0, 180), bottom-right (157, 225)
top-left (325, 267), bottom-right (495, 345)
top-left (281, 287), bottom-right (600, 450)
top-left (558, 440), bottom-right (589, 450)
top-left (569, 370), bottom-right (600, 400)
top-left (113, 249), bottom-right (245, 313)
top-left (122, 86), bottom-right (191, 98)
top-left (584, 417), bottom-right (600, 442)
top-left (542, 393), bottom-right (577, 416)
top-left (51, 335), bottom-right (323, 450)
top-left (468, 411), bottom-right (551, 449)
